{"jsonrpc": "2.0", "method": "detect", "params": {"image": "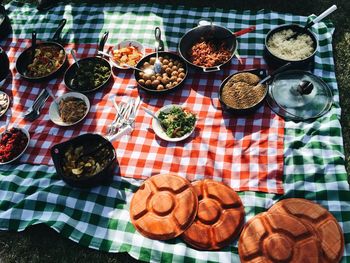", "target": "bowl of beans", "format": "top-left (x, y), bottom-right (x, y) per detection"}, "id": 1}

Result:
top-left (0, 127), bottom-right (30, 165)
top-left (134, 51), bottom-right (188, 94)
top-left (219, 69), bottom-right (268, 115)
top-left (264, 24), bottom-right (318, 70)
